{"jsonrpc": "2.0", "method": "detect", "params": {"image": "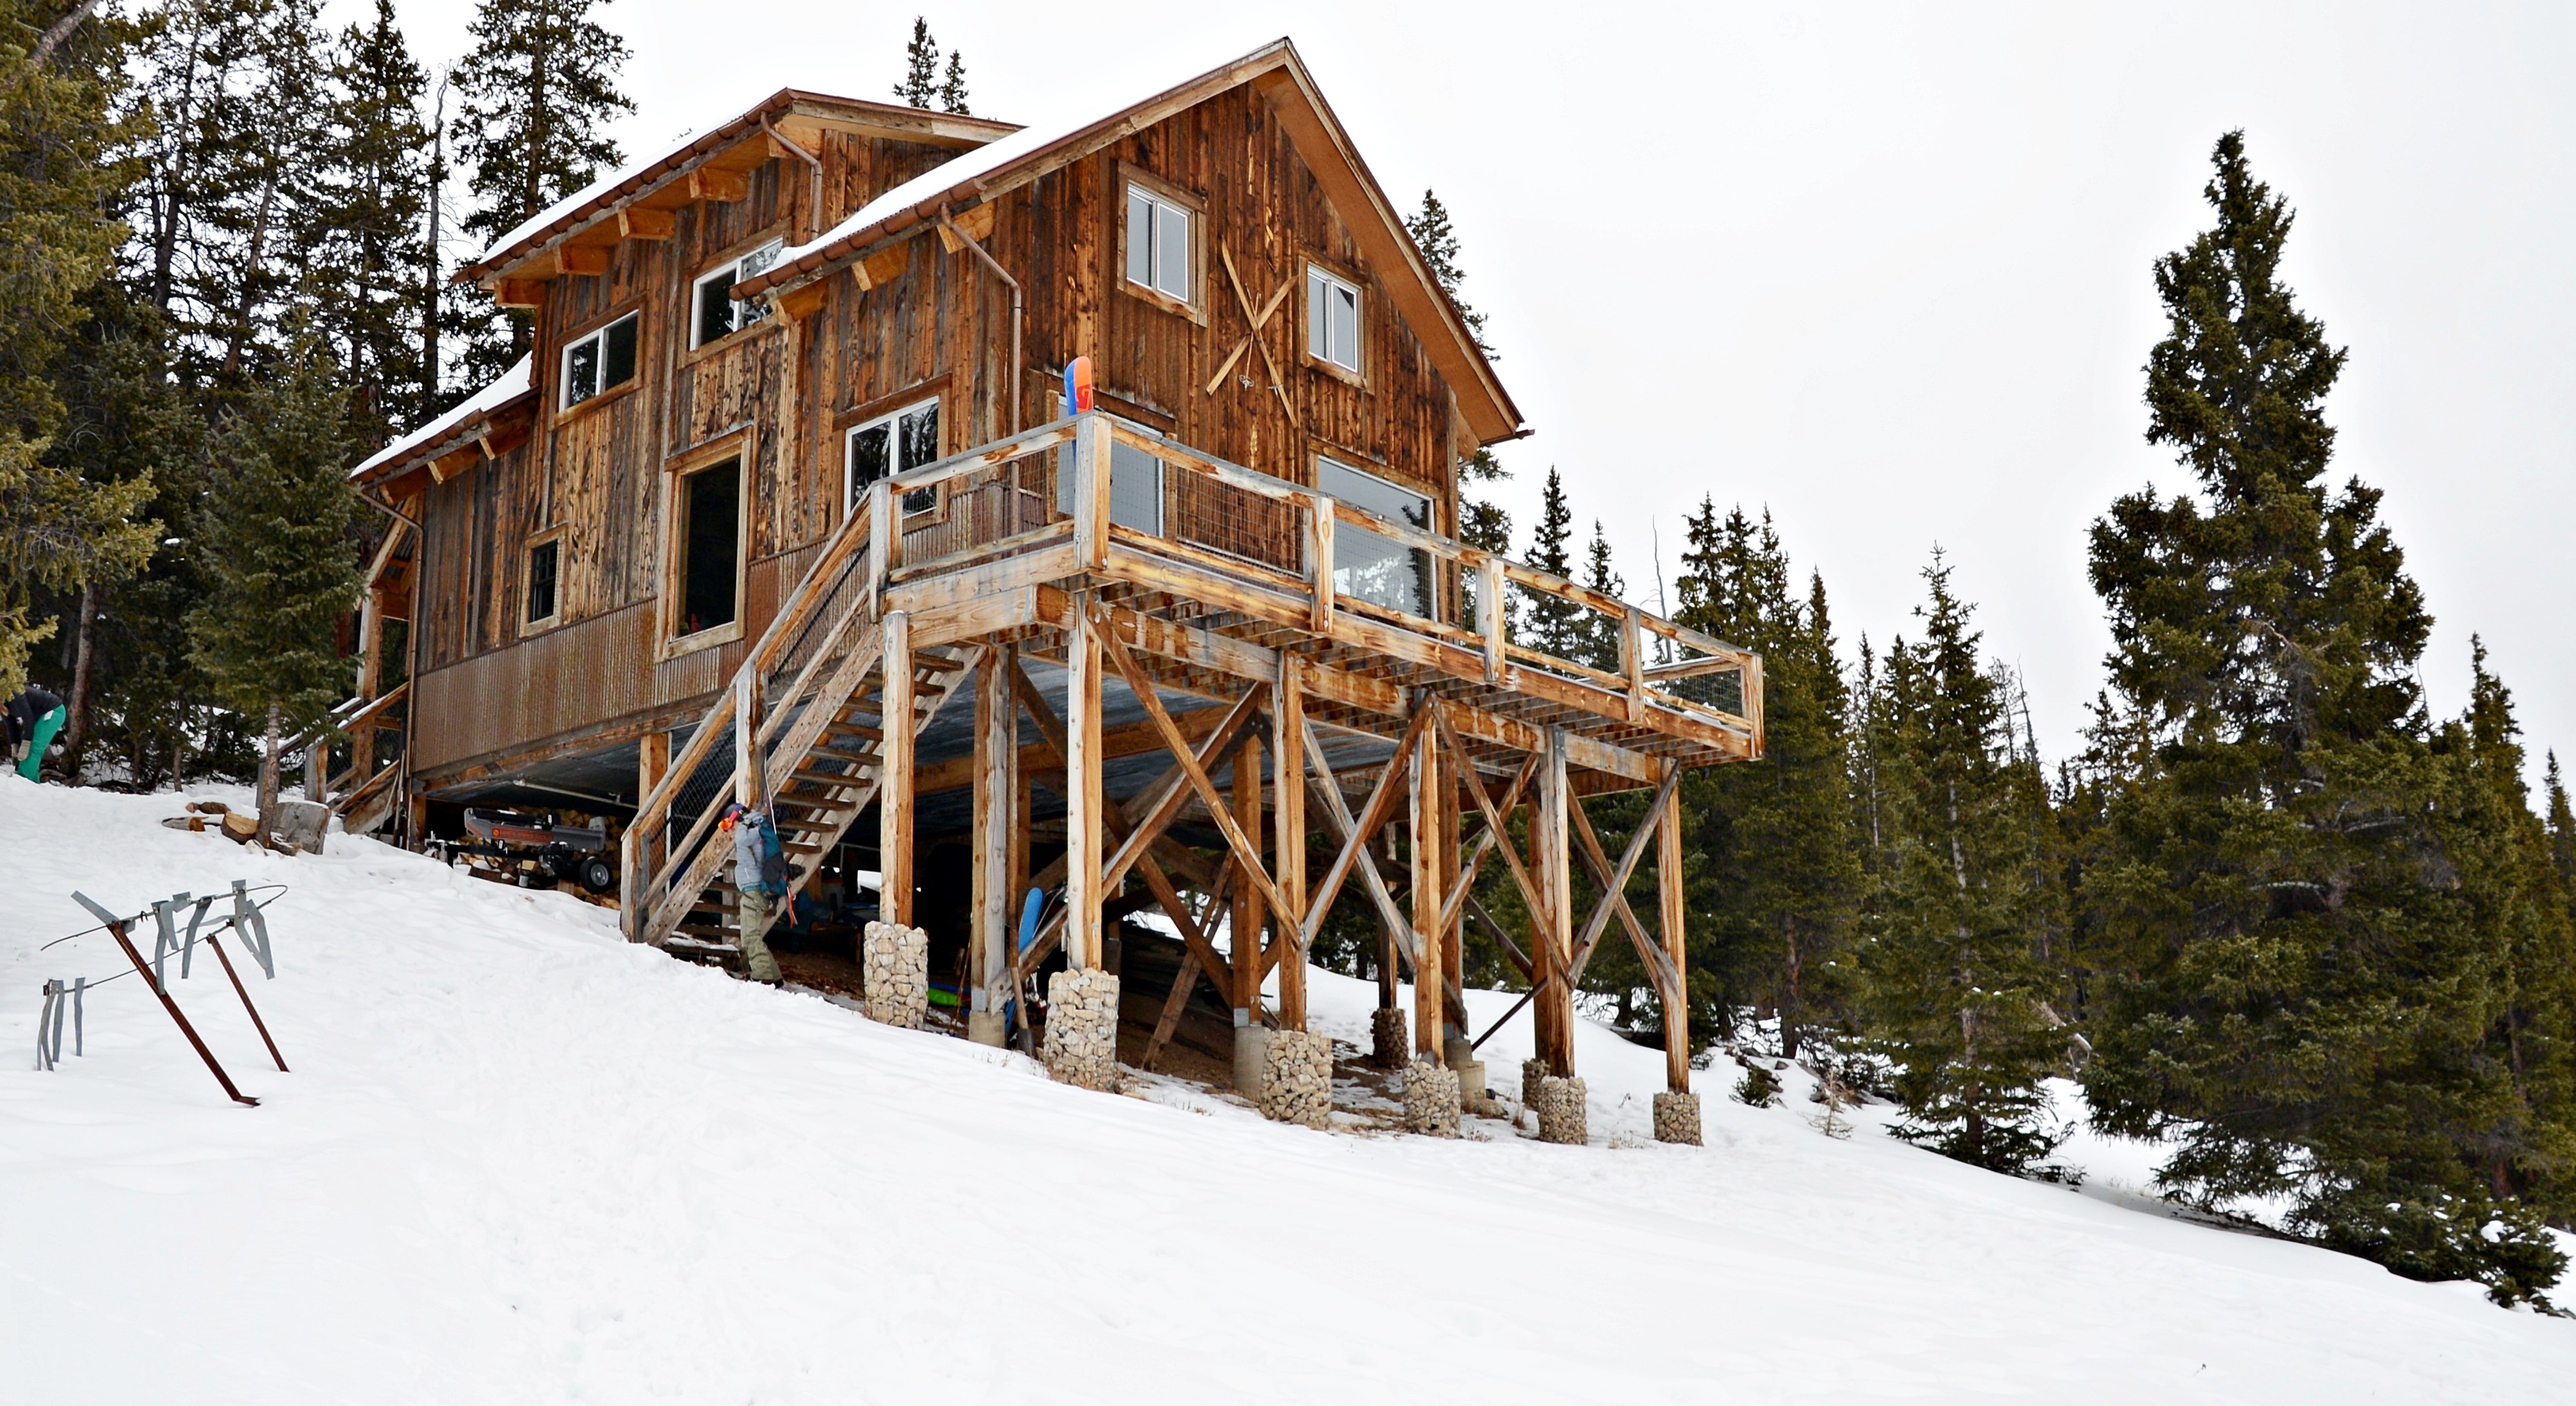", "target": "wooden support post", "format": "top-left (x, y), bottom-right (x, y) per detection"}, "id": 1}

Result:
top-left (1073, 412), bottom-right (1112, 571)
top-left (1409, 696), bottom-right (1444, 1060)
top-left (637, 729), bottom-right (671, 876)
top-left (1656, 762), bottom-right (1691, 1091)
top-left (353, 589), bottom-right (387, 778)
top-left (1480, 556), bottom-right (1506, 684)
top-left (972, 645), bottom-right (1014, 1027)
top-left (1439, 741), bottom-right (1464, 1051)
top-left (1273, 656), bottom-right (1308, 1029)
top-left (880, 610), bottom-right (915, 926)
top-left (734, 671), bottom-right (763, 807)
top-left (1534, 726), bottom-right (1574, 1076)
top-left (1230, 730), bottom-right (1265, 1020)
top-left (1063, 597), bottom-right (1105, 969)
top-left (1308, 497), bottom-right (1335, 634)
